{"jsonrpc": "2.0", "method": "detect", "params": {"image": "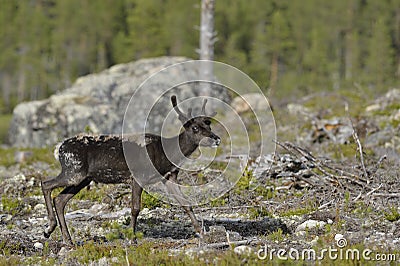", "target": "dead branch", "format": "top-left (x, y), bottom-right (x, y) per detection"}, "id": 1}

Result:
top-left (203, 238), bottom-right (260, 249)
top-left (369, 193), bottom-right (400, 198)
top-left (274, 140), bottom-right (368, 188)
top-left (345, 102), bottom-right (369, 180)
